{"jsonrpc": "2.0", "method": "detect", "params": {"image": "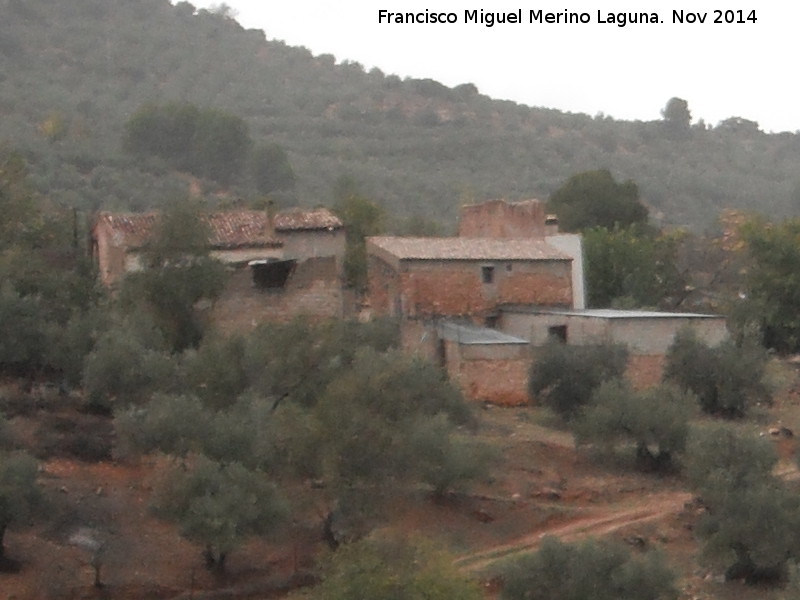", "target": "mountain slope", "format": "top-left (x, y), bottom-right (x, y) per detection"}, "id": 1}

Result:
top-left (1, 0), bottom-right (798, 228)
